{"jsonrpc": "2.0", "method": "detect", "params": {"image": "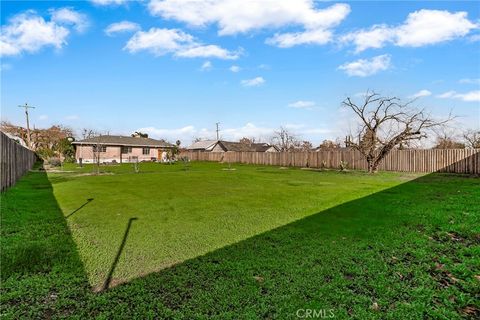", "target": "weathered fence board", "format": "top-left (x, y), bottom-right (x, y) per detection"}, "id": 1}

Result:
top-left (0, 132), bottom-right (37, 191)
top-left (180, 149), bottom-right (480, 174)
